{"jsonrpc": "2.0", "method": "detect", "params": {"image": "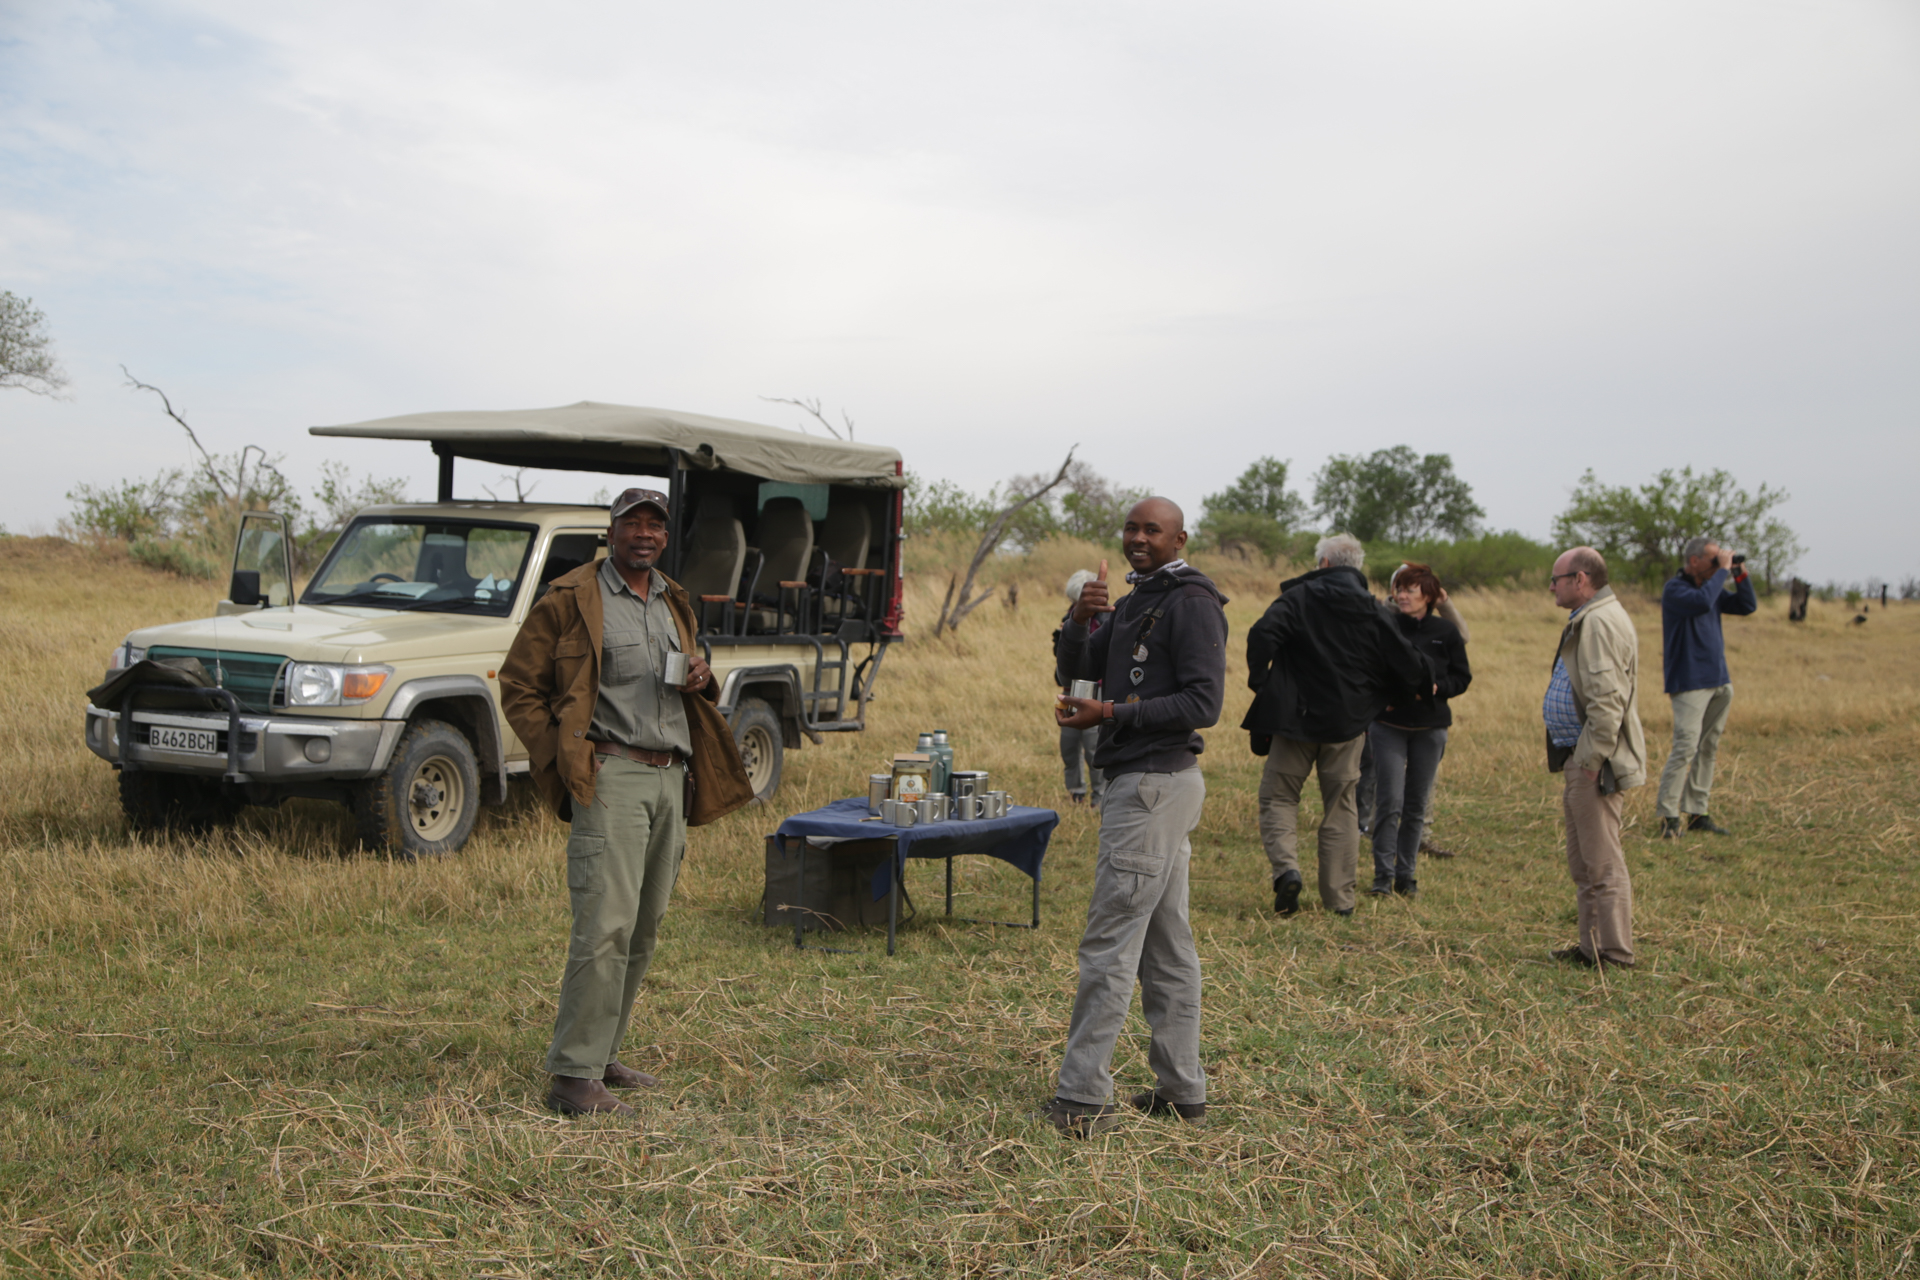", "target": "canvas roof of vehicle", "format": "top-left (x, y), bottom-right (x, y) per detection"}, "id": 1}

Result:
top-left (310, 401), bottom-right (905, 489)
